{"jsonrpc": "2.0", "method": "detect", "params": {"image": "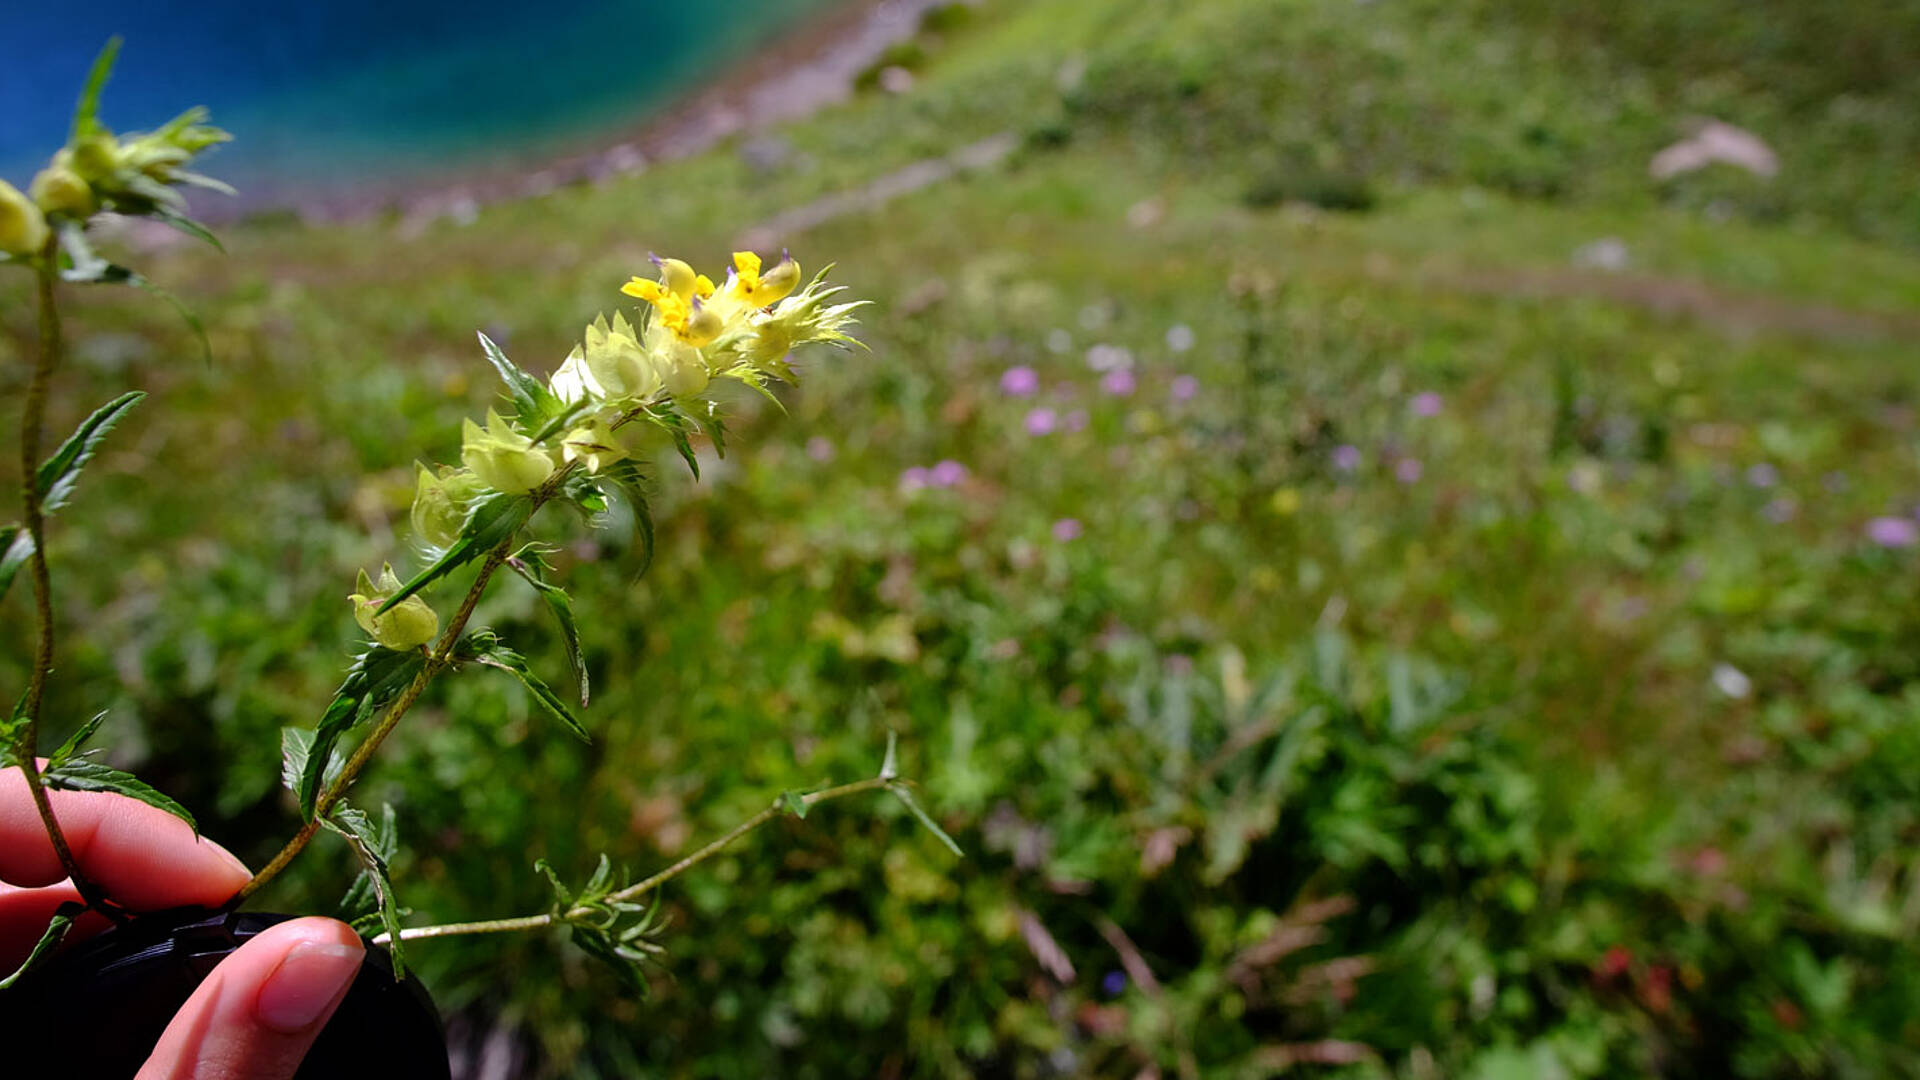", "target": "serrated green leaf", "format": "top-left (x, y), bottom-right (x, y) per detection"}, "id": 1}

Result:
top-left (69, 38), bottom-right (121, 142)
top-left (535, 858), bottom-right (573, 910)
top-left (889, 784), bottom-right (962, 857)
top-left (695, 410), bottom-right (728, 460)
top-left (376, 492), bottom-right (533, 616)
top-left (338, 802), bottom-right (399, 919)
top-left (324, 802), bottom-right (406, 979)
top-left (0, 526), bottom-right (29, 607)
top-left (568, 924), bottom-right (650, 995)
top-left (47, 710), bottom-right (107, 768)
top-left (150, 207), bottom-right (225, 252)
top-left (780, 791), bottom-right (811, 819)
top-left (509, 561), bottom-right (588, 707)
top-left (477, 332), bottom-right (558, 422)
top-left (45, 757), bottom-right (196, 834)
top-left (600, 460), bottom-right (656, 575)
top-left (38, 391), bottom-right (144, 515)
top-left (583, 853), bottom-right (614, 900)
top-left (472, 641), bottom-right (589, 742)
top-left (299, 647), bottom-right (426, 819)
top-left (0, 902), bottom-right (86, 990)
